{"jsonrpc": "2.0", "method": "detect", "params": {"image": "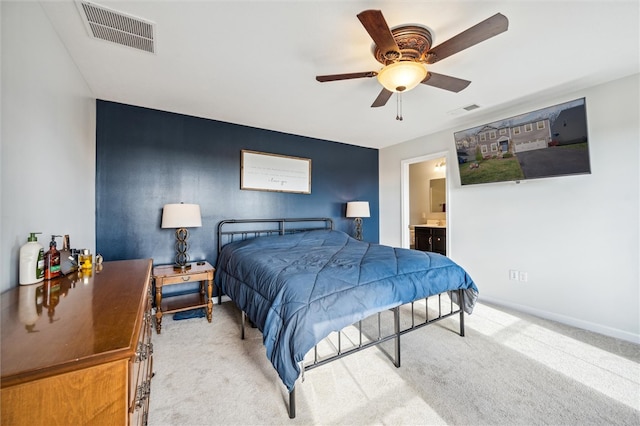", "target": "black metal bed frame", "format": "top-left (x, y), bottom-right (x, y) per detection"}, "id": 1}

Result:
top-left (216, 218), bottom-right (466, 419)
